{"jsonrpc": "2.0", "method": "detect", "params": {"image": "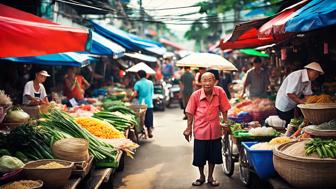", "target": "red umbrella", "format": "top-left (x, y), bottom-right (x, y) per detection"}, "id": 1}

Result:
top-left (0, 4), bottom-right (90, 58)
